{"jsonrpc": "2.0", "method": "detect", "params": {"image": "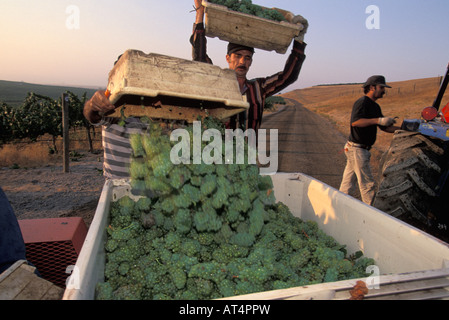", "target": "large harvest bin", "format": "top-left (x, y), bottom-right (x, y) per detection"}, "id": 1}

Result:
top-left (105, 50), bottom-right (249, 122)
top-left (63, 173), bottom-right (449, 300)
top-left (202, 0), bottom-right (303, 54)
